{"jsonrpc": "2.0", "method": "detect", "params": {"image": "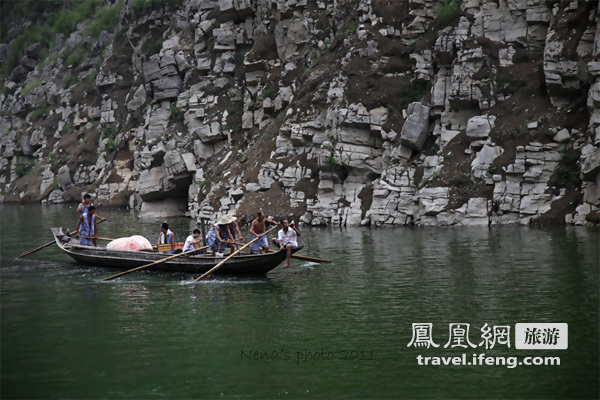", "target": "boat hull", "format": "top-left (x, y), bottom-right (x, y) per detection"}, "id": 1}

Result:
top-left (51, 228), bottom-right (300, 275)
